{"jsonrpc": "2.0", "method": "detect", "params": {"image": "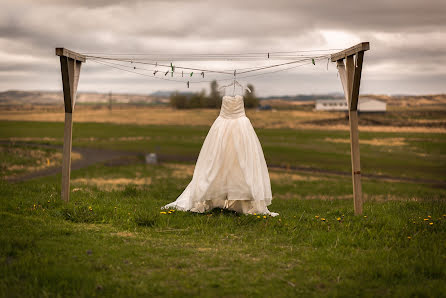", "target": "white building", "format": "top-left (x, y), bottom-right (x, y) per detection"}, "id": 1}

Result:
top-left (315, 97), bottom-right (386, 112)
